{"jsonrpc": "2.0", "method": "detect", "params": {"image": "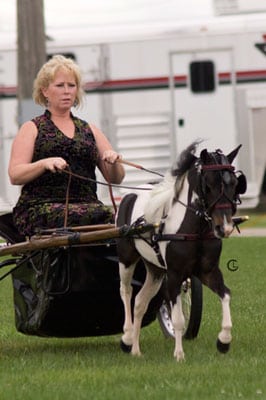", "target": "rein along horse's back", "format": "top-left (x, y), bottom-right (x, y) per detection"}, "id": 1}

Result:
top-left (116, 141), bottom-right (246, 361)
